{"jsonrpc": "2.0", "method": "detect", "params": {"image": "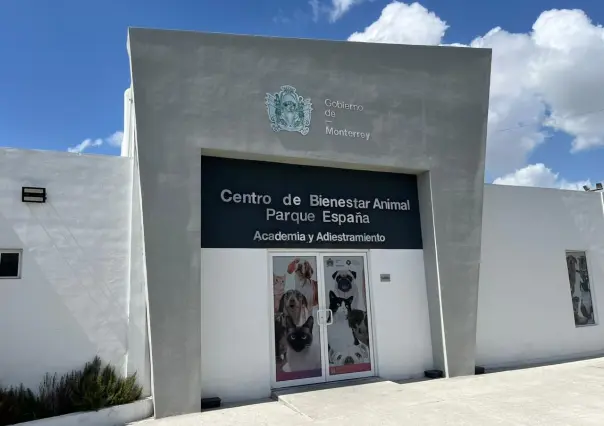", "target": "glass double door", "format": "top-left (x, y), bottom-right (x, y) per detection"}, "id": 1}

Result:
top-left (270, 252), bottom-right (374, 388)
